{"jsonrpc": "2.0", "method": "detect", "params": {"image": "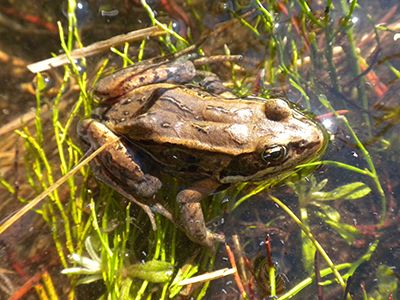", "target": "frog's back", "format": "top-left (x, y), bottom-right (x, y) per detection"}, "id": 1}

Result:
top-left (102, 84), bottom-right (271, 156)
